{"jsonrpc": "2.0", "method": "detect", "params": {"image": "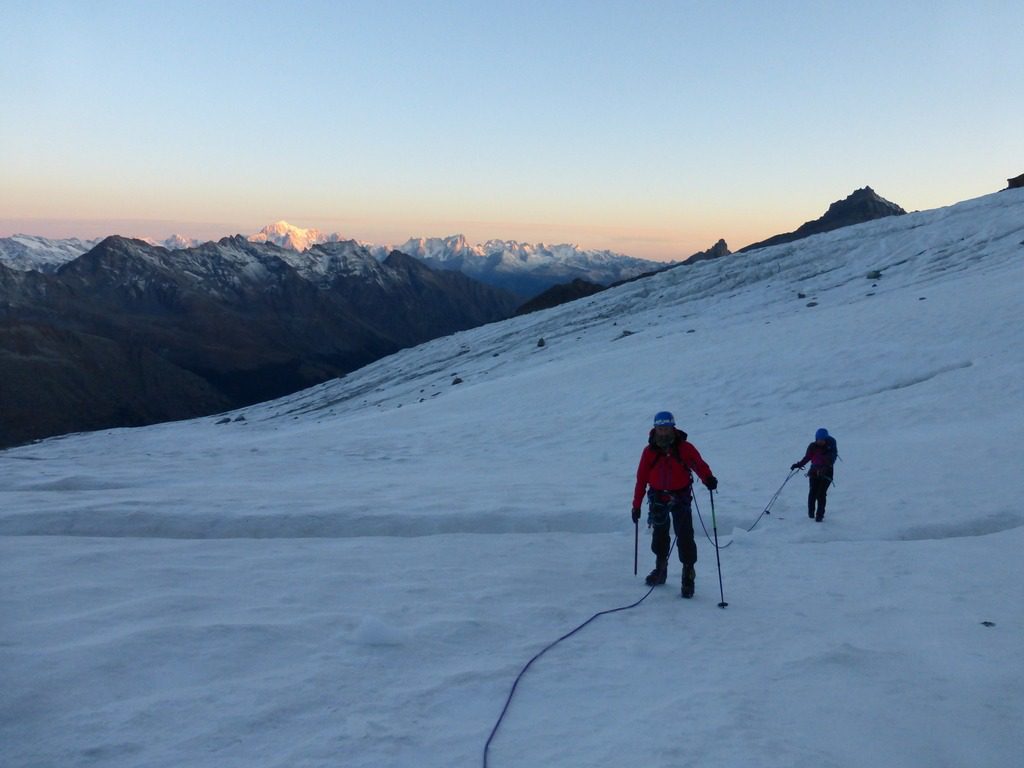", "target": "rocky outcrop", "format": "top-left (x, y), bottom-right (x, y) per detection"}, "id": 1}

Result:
top-left (1007, 173), bottom-right (1024, 190)
top-left (682, 239), bottom-right (731, 265)
top-left (739, 187), bottom-right (906, 253)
